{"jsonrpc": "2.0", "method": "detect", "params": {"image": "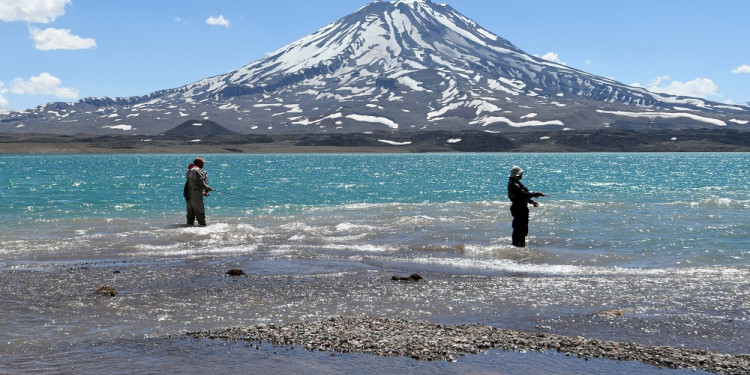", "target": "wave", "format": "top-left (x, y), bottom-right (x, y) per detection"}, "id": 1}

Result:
top-left (402, 255), bottom-right (748, 278)
top-left (2, 192), bottom-right (747, 270)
